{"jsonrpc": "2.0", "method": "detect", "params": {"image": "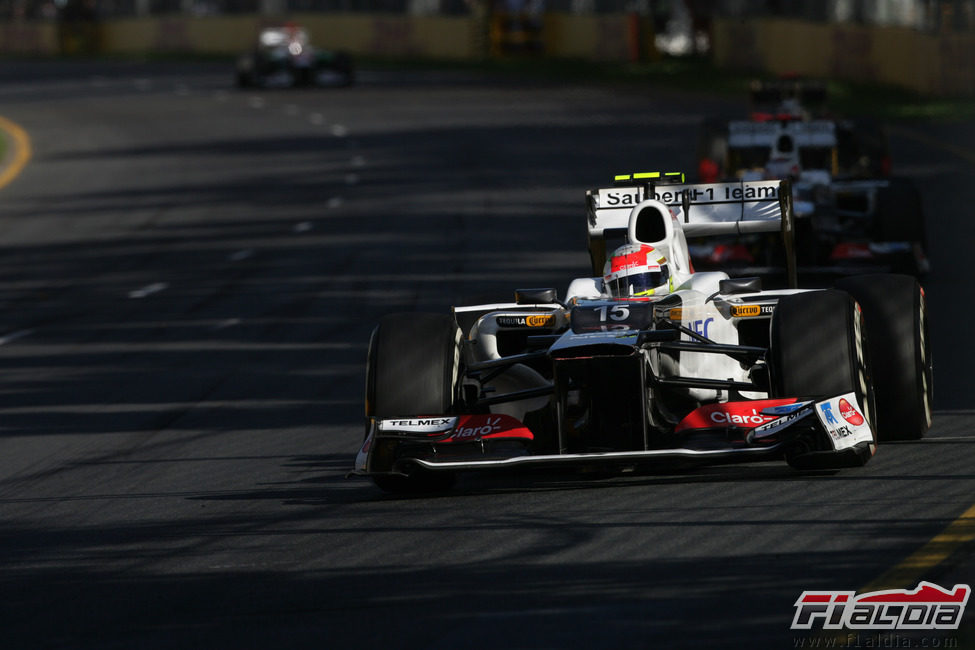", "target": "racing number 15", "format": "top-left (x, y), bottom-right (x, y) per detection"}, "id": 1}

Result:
top-left (594, 305), bottom-right (629, 330)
